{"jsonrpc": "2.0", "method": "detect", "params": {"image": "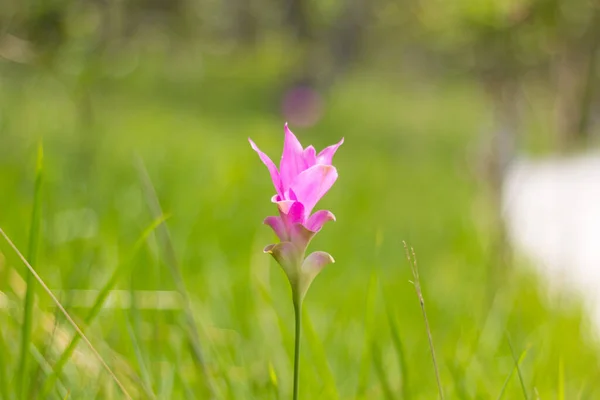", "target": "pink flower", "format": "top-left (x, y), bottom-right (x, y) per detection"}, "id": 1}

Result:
top-left (249, 123), bottom-right (343, 239)
top-left (249, 123), bottom-right (343, 300)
